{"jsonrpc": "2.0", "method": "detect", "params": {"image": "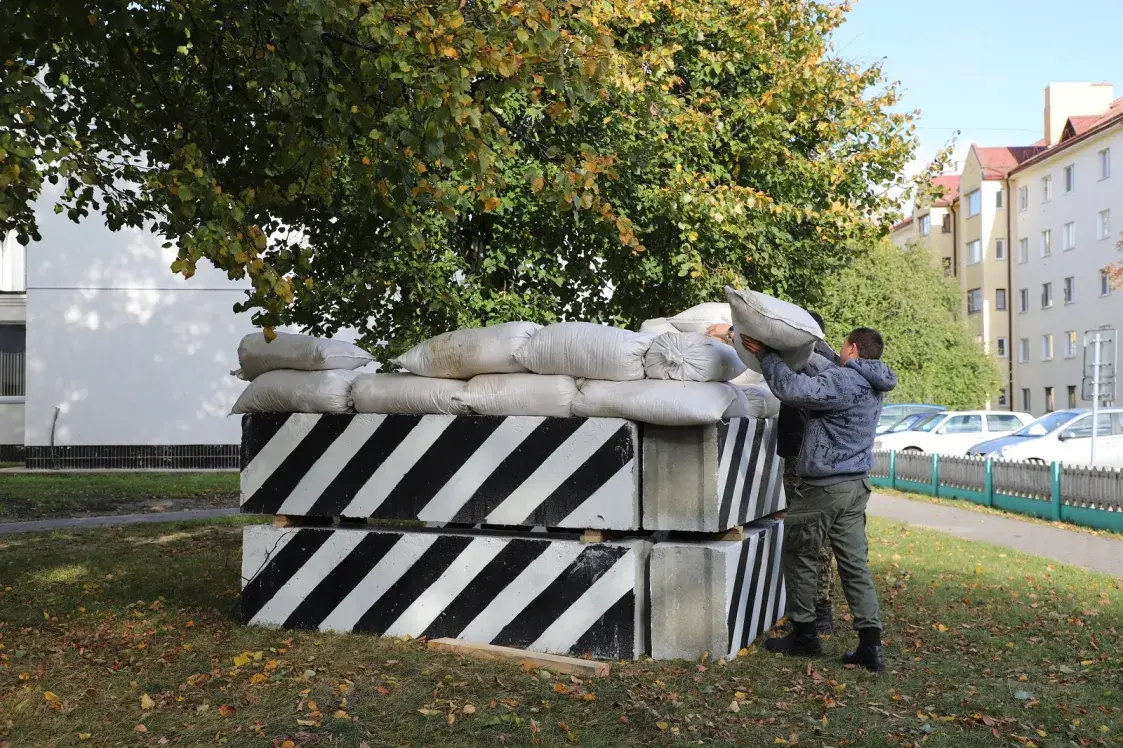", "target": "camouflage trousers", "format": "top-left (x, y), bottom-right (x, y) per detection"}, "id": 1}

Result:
top-left (783, 464), bottom-right (834, 606)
